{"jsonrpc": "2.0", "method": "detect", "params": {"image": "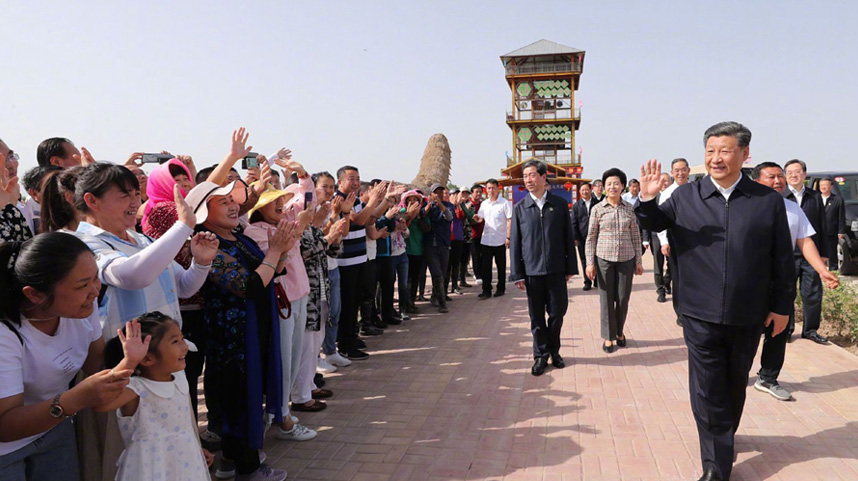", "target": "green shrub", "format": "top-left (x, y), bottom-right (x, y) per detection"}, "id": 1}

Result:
top-left (820, 279), bottom-right (858, 342)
